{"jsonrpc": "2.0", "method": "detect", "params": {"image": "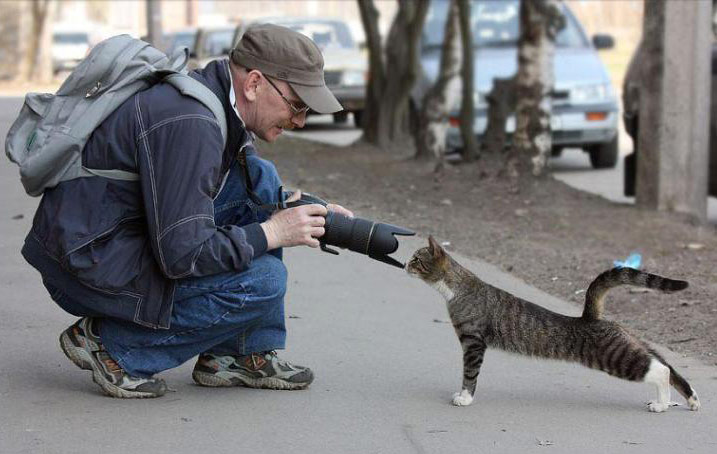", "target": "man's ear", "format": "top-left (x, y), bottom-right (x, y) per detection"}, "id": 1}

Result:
top-left (244, 70), bottom-right (262, 102)
top-left (428, 235), bottom-right (445, 259)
